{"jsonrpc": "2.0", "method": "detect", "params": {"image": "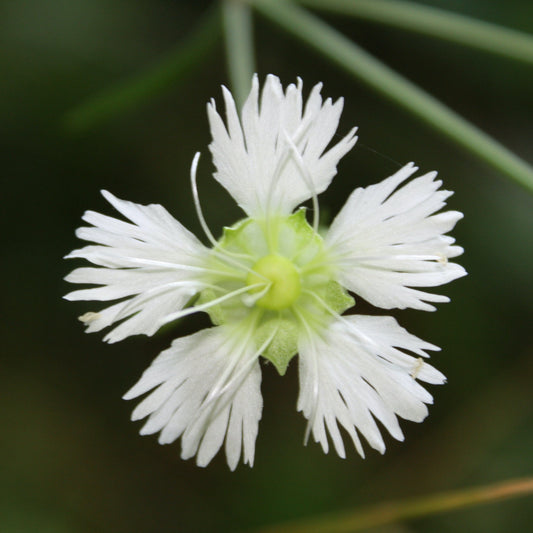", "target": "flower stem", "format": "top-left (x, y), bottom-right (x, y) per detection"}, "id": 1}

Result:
top-left (222, 0), bottom-right (256, 108)
top-left (251, 477), bottom-right (533, 533)
top-left (251, 0), bottom-right (533, 194)
top-left (298, 0), bottom-right (533, 65)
